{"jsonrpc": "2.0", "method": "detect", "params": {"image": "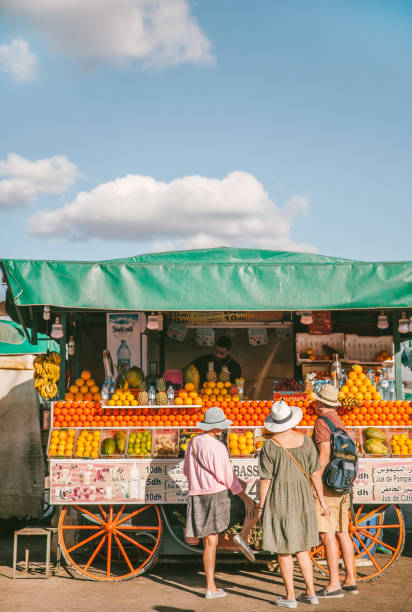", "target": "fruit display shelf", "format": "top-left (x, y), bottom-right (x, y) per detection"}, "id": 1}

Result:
top-left (47, 423), bottom-right (412, 461)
